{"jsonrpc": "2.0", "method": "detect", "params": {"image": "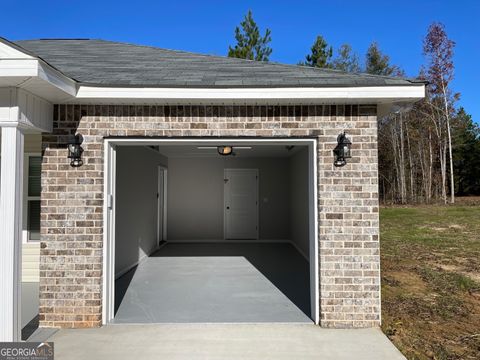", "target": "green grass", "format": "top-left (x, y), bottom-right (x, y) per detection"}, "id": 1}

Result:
top-left (380, 204), bottom-right (480, 359)
top-left (381, 206), bottom-right (480, 265)
top-left (418, 266), bottom-right (479, 293)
